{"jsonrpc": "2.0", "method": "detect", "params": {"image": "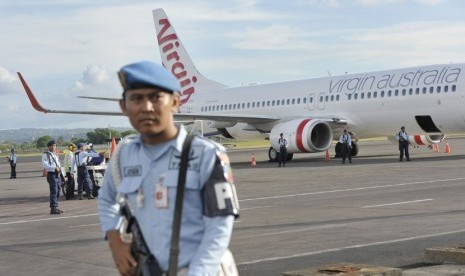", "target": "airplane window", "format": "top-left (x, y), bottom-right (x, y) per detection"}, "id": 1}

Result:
top-left (408, 88), bottom-right (413, 95)
top-left (452, 85), bottom-right (456, 92)
top-left (292, 99), bottom-right (295, 104)
top-left (367, 92), bottom-right (371, 99)
top-left (297, 98), bottom-right (301, 104)
top-left (361, 93), bottom-right (364, 99)
top-left (436, 86), bottom-right (441, 93)
top-left (320, 96), bottom-right (323, 102)
top-left (247, 103), bottom-right (250, 108)
top-left (422, 87), bottom-right (427, 94)
top-left (303, 98), bottom-right (307, 103)
top-left (221, 105), bottom-right (224, 110)
top-left (388, 90), bottom-right (392, 97)
top-left (257, 102), bottom-right (261, 107)
top-left (272, 100), bottom-right (275, 106)
top-left (402, 89), bottom-right (406, 96)
top-left (267, 101), bottom-right (270, 106)
top-left (229, 104), bottom-right (232, 109)
top-left (336, 95), bottom-right (340, 101)
top-left (217, 105), bottom-right (220, 111)
top-left (373, 91), bottom-right (377, 98)
top-left (394, 90), bottom-right (399, 96)
top-left (330, 95), bottom-right (334, 101)
top-left (281, 99), bottom-right (285, 105)
top-left (380, 91), bottom-right (385, 97)
top-left (348, 94), bottom-right (352, 100)
top-left (429, 87), bottom-right (434, 94)
top-left (310, 97), bottom-right (313, 103)
top-left (415, 88), bottom-right (420, 95)
top-left (354, 93), bottom-right (358, 100)
top-left (325, 95), bottom-right (329, 102)
top-left (286, 99), bottom-right (290, 105)
top-left (444, 85), bottom-right (448, 92)
top-left (252, 102), bottom-right (255, 108)
top-left (277, 100), bottom-right (280, 106)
